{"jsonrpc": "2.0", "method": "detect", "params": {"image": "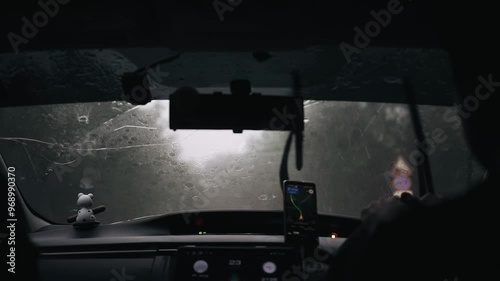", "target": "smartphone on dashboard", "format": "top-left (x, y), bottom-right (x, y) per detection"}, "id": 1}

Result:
top-left (283, 180), bottom-right (318, 244)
